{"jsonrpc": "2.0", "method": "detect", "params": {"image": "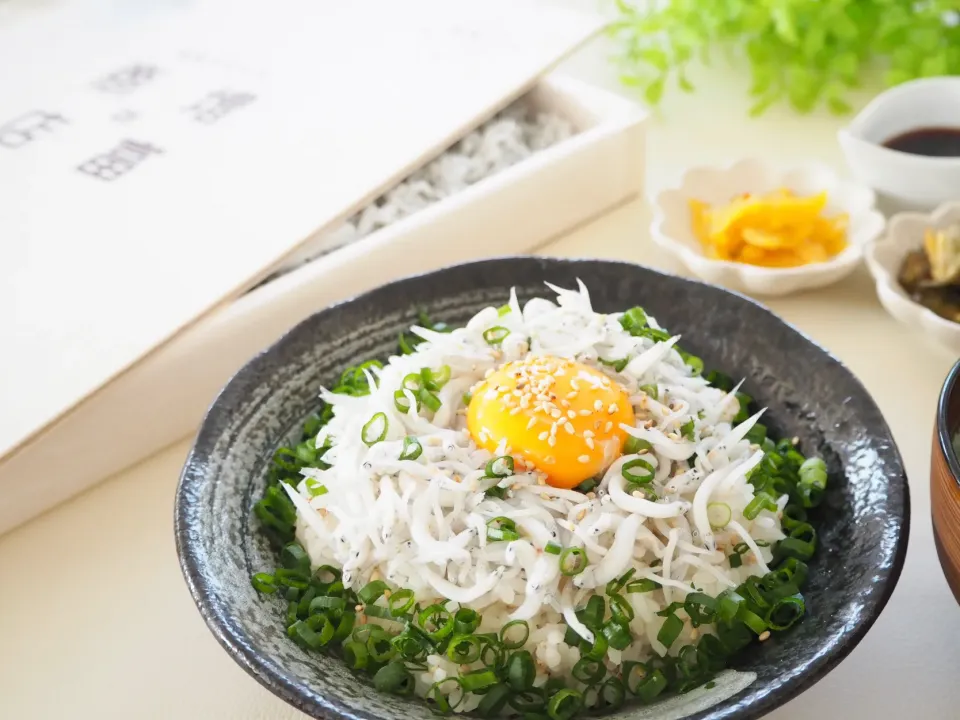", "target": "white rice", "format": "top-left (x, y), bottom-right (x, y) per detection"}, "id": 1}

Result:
top-left (286, 281), bottom-right (785, 710)
top-left (272, 101), bottom-right (574, 277)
